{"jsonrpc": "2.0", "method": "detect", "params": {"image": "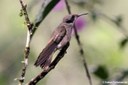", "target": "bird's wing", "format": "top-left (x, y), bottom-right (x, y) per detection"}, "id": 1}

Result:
top-left (34, 39), bottom-right (58, 68)
top-left (34, 26), bottom-right (66, 68)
